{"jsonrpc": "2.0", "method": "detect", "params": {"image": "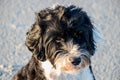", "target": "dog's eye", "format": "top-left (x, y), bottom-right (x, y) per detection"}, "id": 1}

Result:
top-left (56, 37), bottom-right (64, 43)
top-left (73, 31), bottom-right (82, 38)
